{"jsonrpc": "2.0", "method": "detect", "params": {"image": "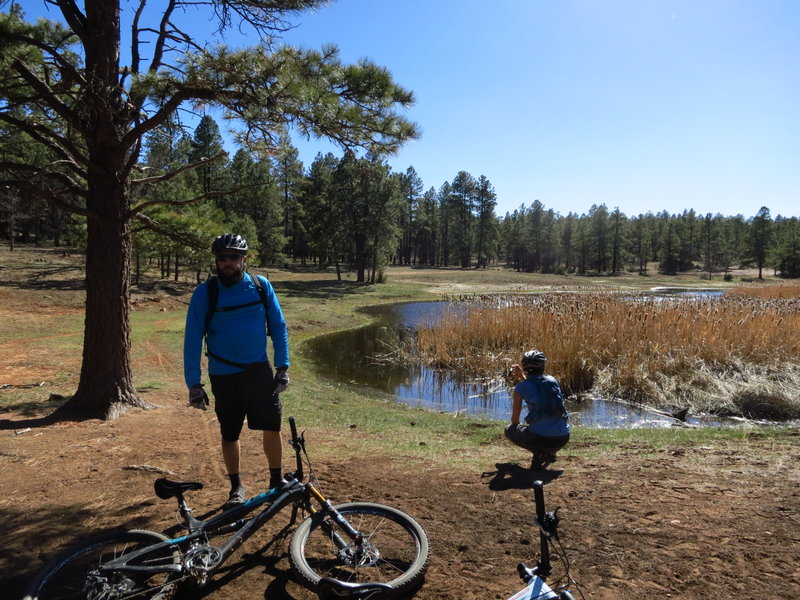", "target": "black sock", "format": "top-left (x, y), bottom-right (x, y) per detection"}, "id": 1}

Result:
top-left (228, 473), bottom-right (242, 490)
top-left (269, 468), bottom-right (282, 488)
